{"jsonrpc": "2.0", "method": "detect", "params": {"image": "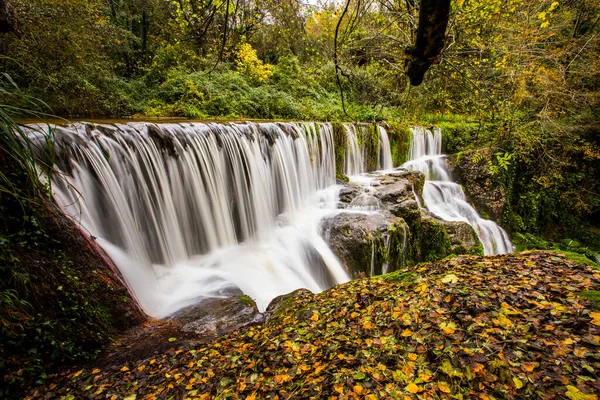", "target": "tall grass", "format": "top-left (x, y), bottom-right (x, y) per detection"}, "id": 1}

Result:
top-left (0, 72), bottom-right (59, 206)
